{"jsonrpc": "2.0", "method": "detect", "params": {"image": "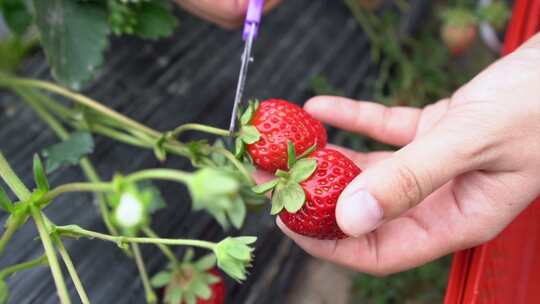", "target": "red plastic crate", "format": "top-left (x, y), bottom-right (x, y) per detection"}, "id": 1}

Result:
top-left (445, 1), bottom-right (540, 303)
